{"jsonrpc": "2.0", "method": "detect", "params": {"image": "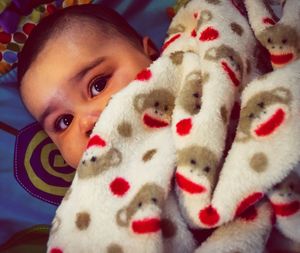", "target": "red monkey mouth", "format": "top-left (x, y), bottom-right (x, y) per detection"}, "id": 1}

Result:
top-left (221, 61), bottom-right (240, 87)
top-left (143, 113), bottom-right (169, 128)
top-left (176, 172), bottom-right (206, 194)
top-left (235, 192), bottom-right (264, 217)
top-left (254, 108), bottom-right (285, 137)
top-left (271, 201), bottom-right (300, 217)
top-left (132, 218), bottom-right (161, 234)
top-left (271, 53), bottom-right (294, 65)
